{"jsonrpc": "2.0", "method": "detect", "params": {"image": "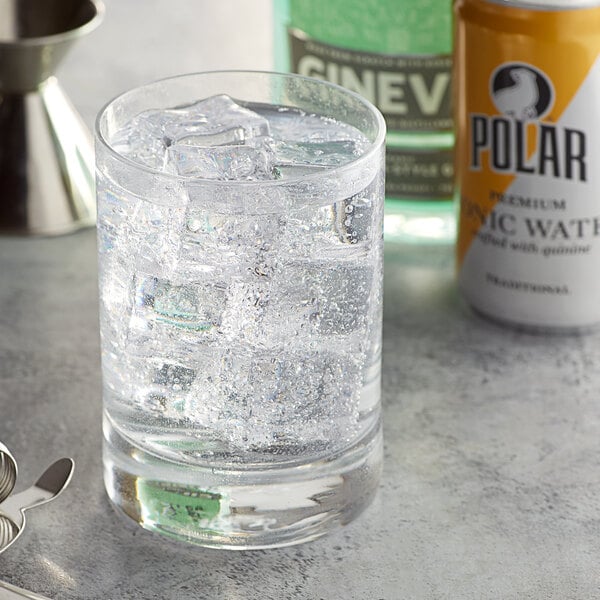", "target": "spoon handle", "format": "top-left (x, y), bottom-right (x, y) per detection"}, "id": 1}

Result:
top-left (1, 458), bottom-right (74, 515)
top-left (0, 580), bottom-right (51, 599)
